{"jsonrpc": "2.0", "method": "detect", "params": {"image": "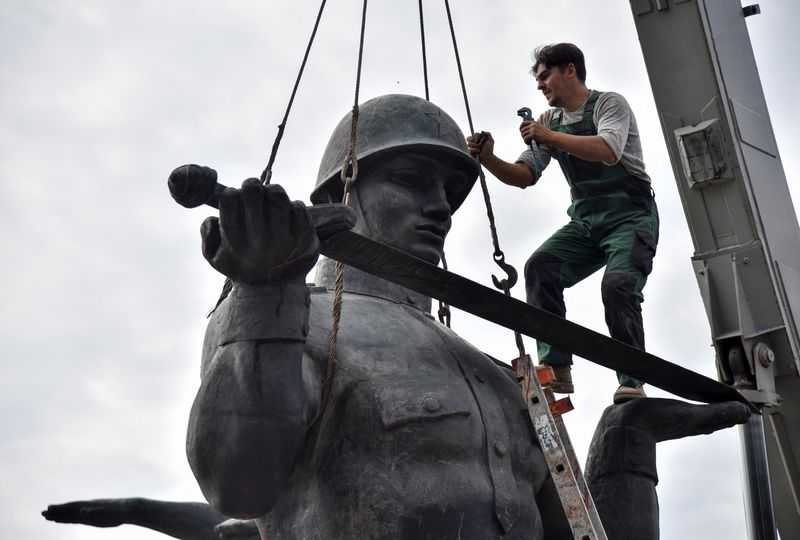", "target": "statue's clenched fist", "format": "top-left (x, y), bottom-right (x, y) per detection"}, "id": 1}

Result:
top-left (201, 179), bottom-right (320, 284)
